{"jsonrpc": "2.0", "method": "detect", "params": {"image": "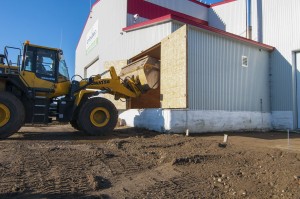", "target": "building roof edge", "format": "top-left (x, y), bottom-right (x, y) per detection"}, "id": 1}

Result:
top-left (123, 14), bottom-right (274, 51)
